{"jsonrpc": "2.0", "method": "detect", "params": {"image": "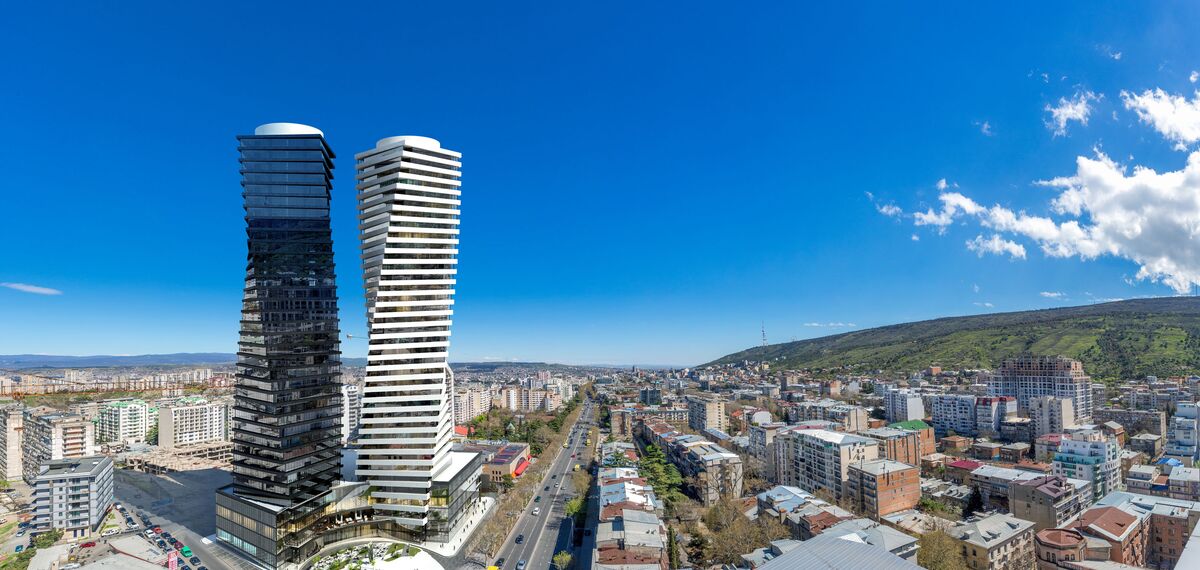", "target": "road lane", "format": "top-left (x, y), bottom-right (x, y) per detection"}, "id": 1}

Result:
top-left (494, 402), bottom-right (593, 570)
